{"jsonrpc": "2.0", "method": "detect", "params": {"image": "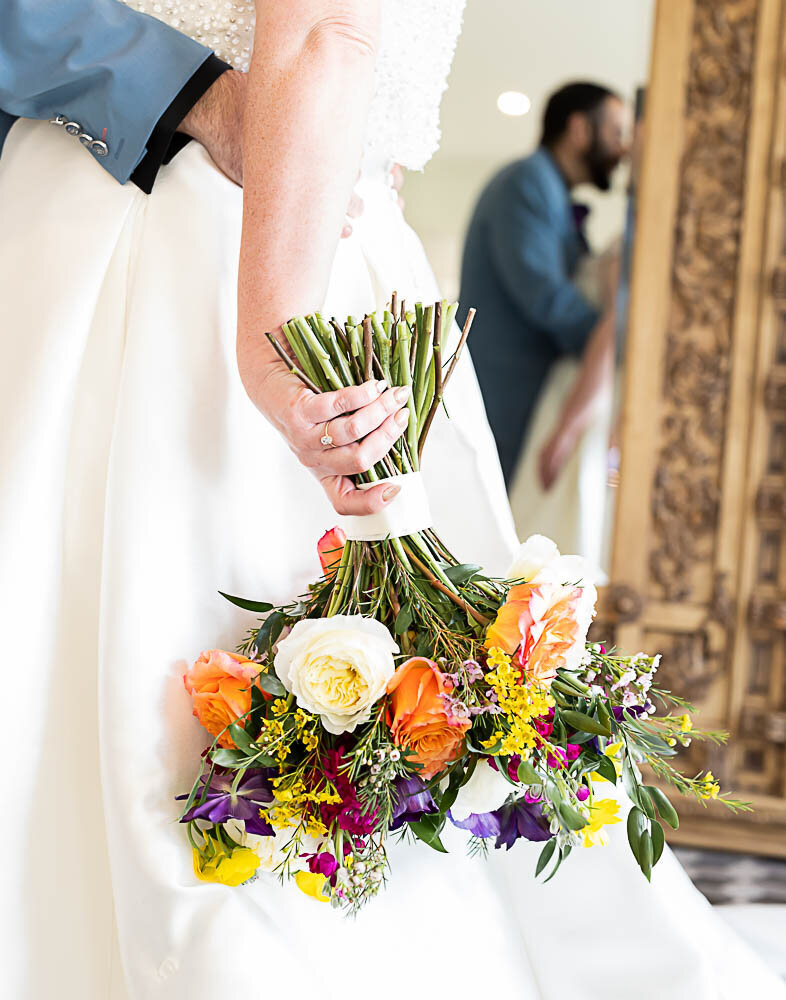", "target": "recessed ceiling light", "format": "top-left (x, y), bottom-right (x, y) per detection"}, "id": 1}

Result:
top-left (497, 91), bottom-right (531, 117)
